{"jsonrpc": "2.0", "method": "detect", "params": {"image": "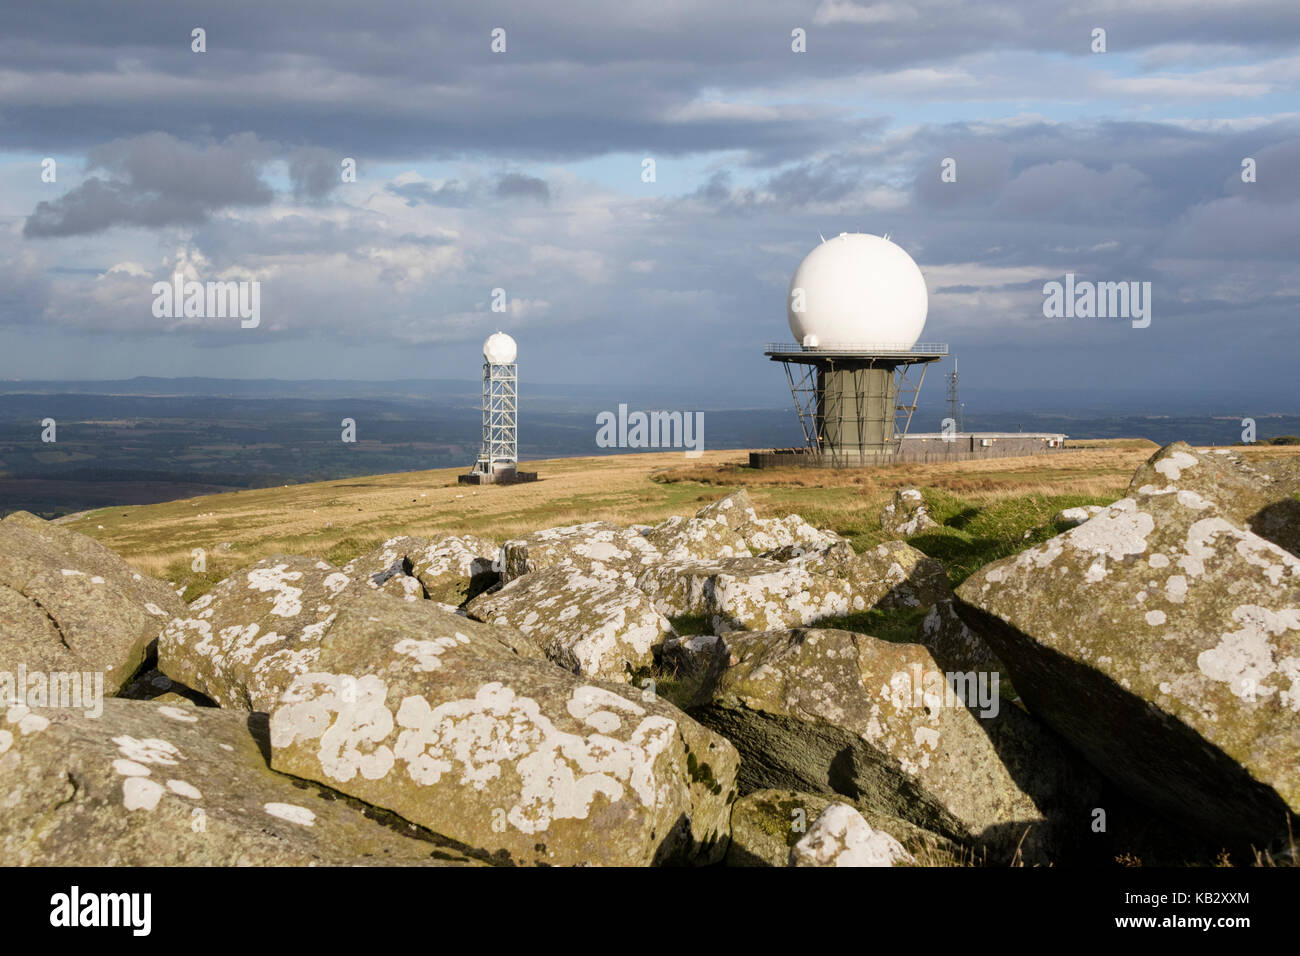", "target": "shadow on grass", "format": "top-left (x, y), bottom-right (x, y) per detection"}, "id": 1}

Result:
top-left (944, 507), bottom-right (980, 530)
